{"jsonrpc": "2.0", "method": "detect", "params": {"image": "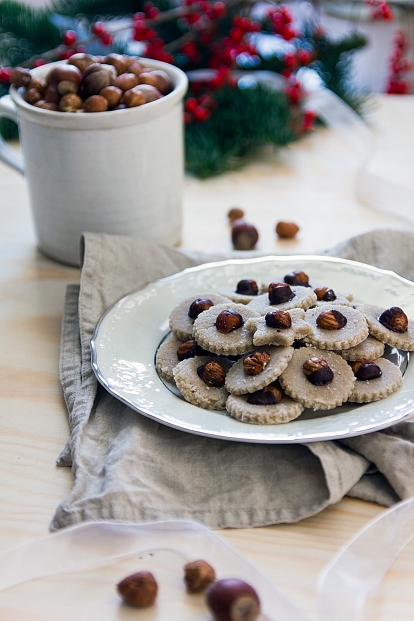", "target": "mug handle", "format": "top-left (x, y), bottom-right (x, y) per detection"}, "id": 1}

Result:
top-left (0, 94), bottom-right (24, 175)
